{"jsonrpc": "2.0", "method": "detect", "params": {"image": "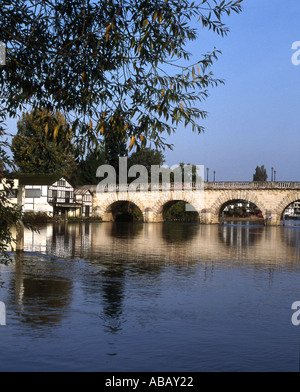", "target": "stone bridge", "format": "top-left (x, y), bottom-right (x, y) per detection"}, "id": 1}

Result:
top-left (93, 182), bottom-right (300, 225)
